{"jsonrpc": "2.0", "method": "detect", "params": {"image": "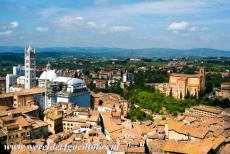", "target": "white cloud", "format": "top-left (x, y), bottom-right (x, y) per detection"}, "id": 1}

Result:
top-left (55, 16), bottom-right (84, 27)
top-left (167, 21), bottom-right (189, 32)
top-left (39, 7), bottom-right (62, 19)
top-left (9, 21), bottom-right (19, 29)
top-left (36, 26), bottom-right (49, 32)
top-left (86, 21), bottom-right (107, 29)
top-left (108, 26), bottom-right (133, 32)
top-left (201, 27), bottom-right (209, 31)
top-left (0, 30), bottom-right (13, 35)
top-left (119, 0), bottom-right (210, 16)
top-left (87, 21), bottom-right (97, 28)
top-left (19, 36), bottom-right (24, 40)
top-left (190, 26), bottom-right (197, 32)
top-left (94, 0), bottom-right (111, 5)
